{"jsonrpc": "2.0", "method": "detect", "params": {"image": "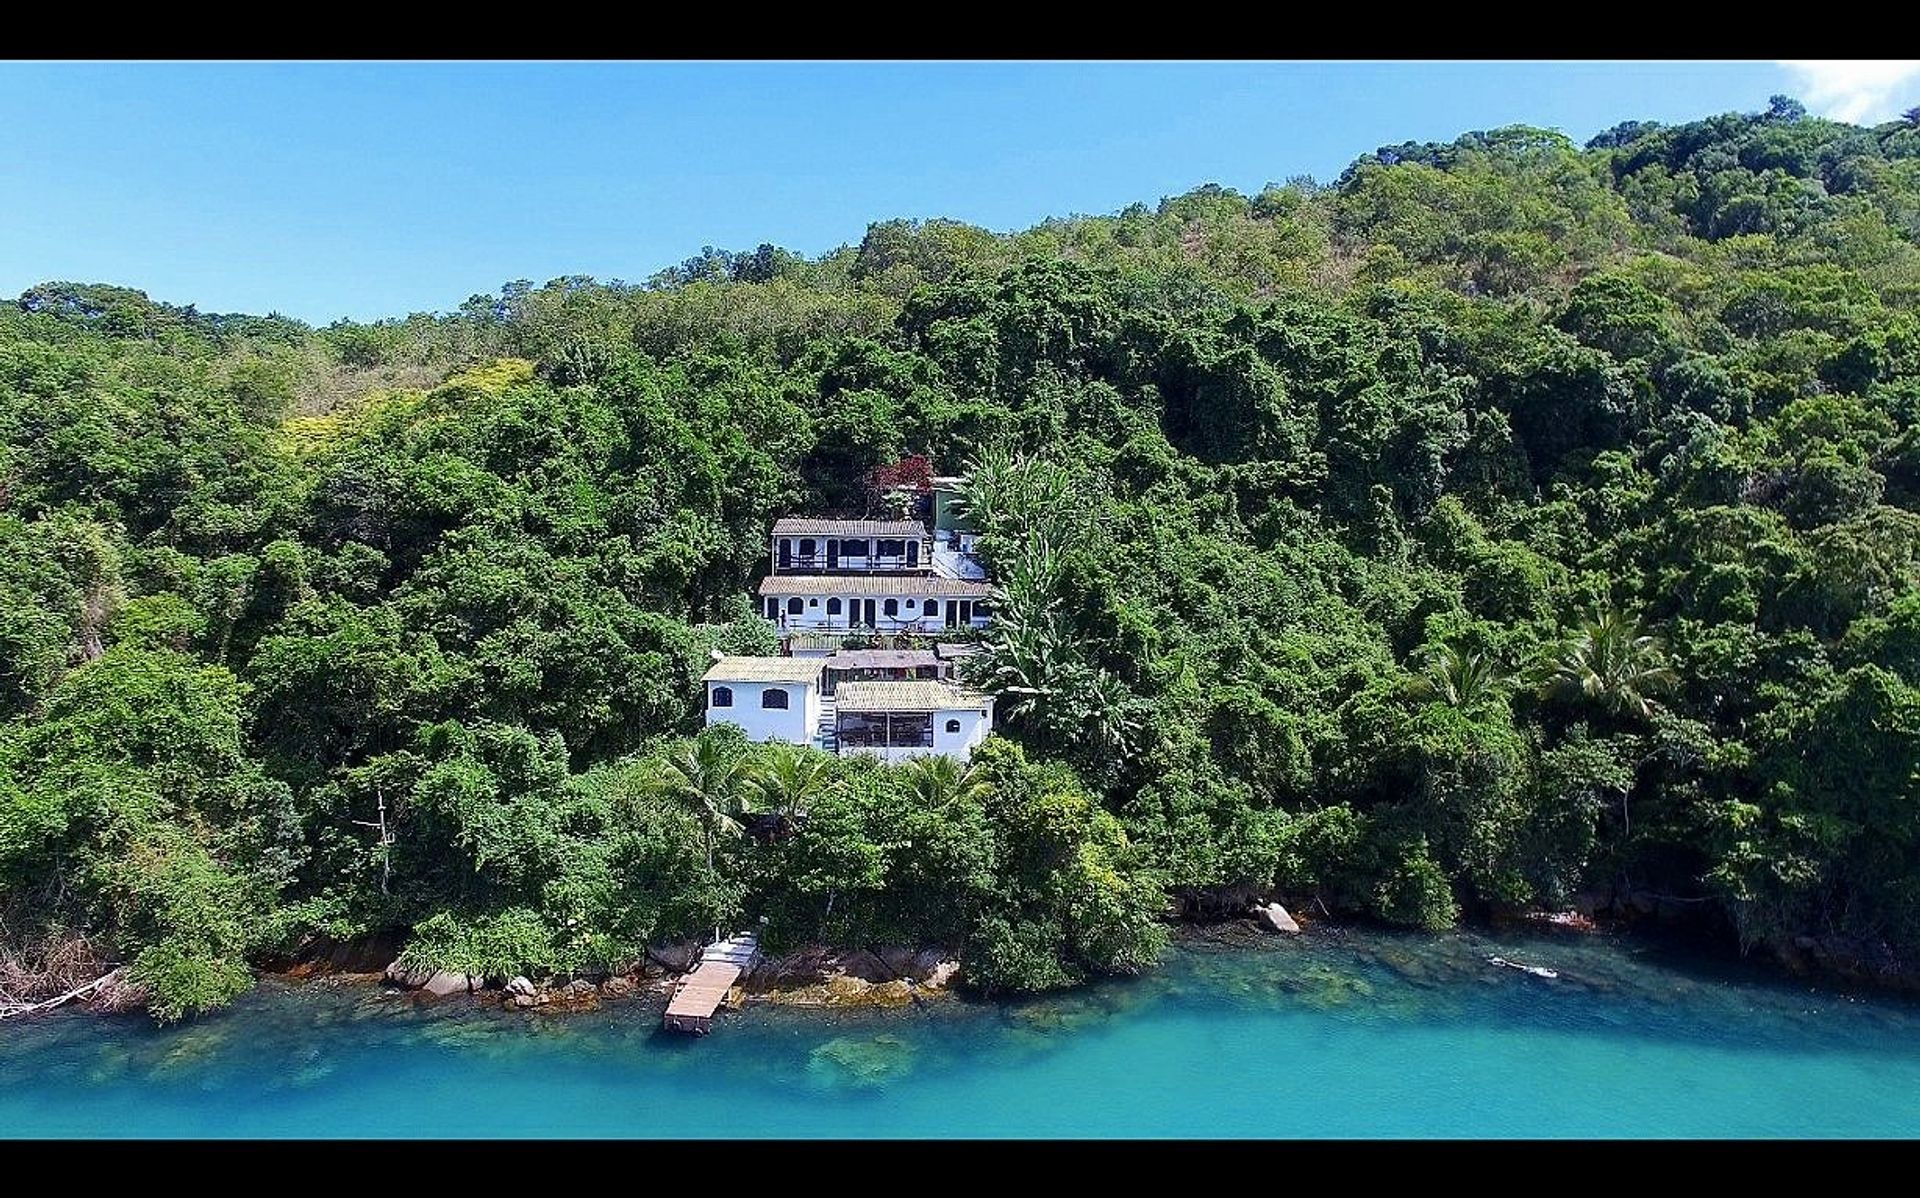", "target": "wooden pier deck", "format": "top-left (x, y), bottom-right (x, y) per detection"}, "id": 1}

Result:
top-left (662, 933), bottom-right (760, 1035)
